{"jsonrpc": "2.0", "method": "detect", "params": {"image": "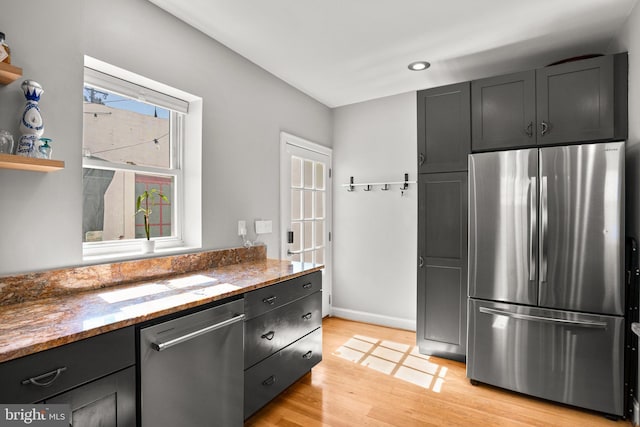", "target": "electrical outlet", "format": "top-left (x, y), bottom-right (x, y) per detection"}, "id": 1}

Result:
top-left (255, 220), bottom-right (272, 234)
top-left (238, 220), bottom-right (247, 236)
